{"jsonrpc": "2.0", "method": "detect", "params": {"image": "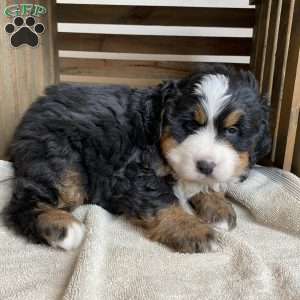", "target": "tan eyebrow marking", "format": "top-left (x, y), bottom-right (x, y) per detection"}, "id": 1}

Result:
top-left (224, 110), bottom-right (244, 128)
top-left (195, 104), bottom-right (207, 125)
